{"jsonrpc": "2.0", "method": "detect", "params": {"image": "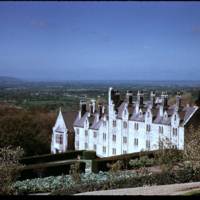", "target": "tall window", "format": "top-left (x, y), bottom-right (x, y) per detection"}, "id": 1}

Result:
top-left (123, 150), bottom-right (127, 154)
top-left (146, 140), bottom-right (150, 149)
top-left (76, 128), bottom-right (79, 135)
top-left (103, 146), bottom-right (106, 154)
top-left (134, 123), bottom-right (139, 130)
top-left (76, 141), bottom-right (79, 148)
top-left (93, 131), bottom-right (97, 138)
top-left (112, 148), bottom-right (116, 155)
top-left (146, 124), bottom-right (151, 132)
top-left (123, 136), bottom-right (127, 144)
top-left (123, 121), bottom-right (127, 129)
top-left (173, 128), bottom-right (178, 136)
top-left (85, 142), bottom-right (88, 149)
top-left (134, 138), bottom-right (138, 146)
top-left (103, 121), bottom-right (106, 127)
top-left (85, 130), bottom-right (88, 136)
top-left (56, 134), bottom-right (63, 145)
top-left (113, 120), bottom-right (117, 127)
top-left (159, 126), bottom-right (163, 134)
top-left (103, 133), bottom-right (106, 141)
top-left (112, 134), bottom-right (116, 142)
top-left (93, 144), bottom-right (97, 150)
